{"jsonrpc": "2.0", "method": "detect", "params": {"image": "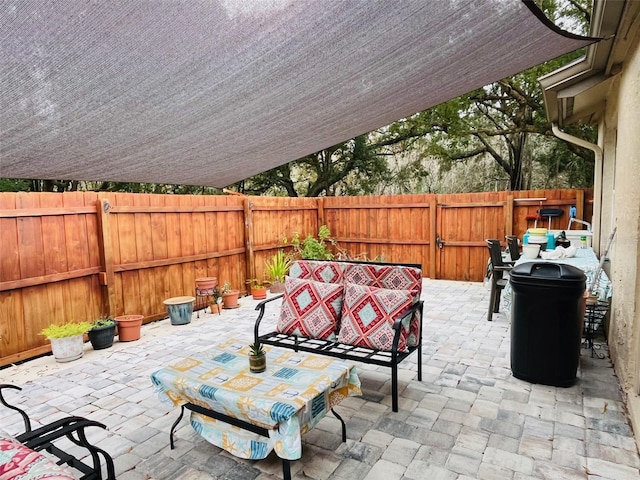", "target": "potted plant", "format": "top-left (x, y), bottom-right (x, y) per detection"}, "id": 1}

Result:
top-left (209, 286), bottom-right (223, 314)
top-left (115, 314), bottom-right (144, 342)
top-left (264, 249), bottom-right (293, 293)
top-left (195, 276), bottom-right (217, 293)
top-left (163, 296), bottom-right (196, 325)
top-left (221, 282), bottom-right (240, 309)
top-left (248, 340), bottom-right (266, 373)
top-left (40, 321), bottom-right (93, 363)
top-left (88, 317), bottom-right (116, 350)
top-left (245, 278), bottom-right (271, 300)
